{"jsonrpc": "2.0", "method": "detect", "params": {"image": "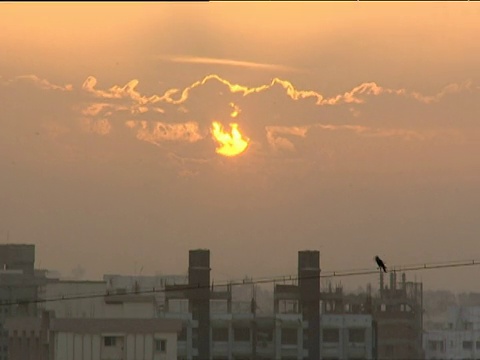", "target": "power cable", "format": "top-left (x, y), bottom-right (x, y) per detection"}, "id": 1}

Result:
top-left (2, 258), bottom-right (479, 307)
